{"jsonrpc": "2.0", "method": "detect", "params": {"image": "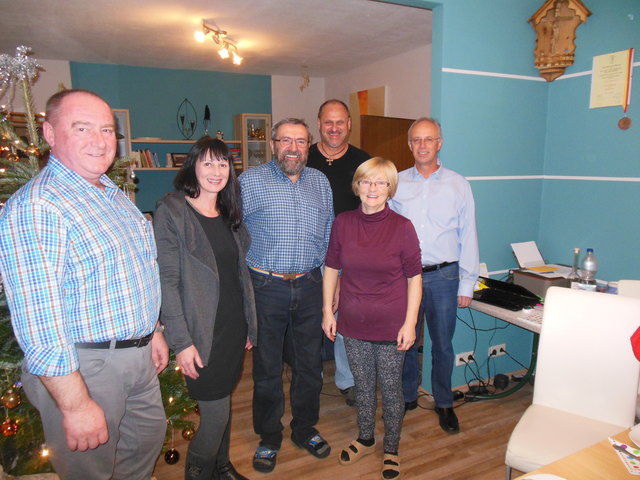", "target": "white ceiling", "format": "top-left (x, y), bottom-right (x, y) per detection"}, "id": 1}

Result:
top-left (0, 0), bottom-right (432, 77)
